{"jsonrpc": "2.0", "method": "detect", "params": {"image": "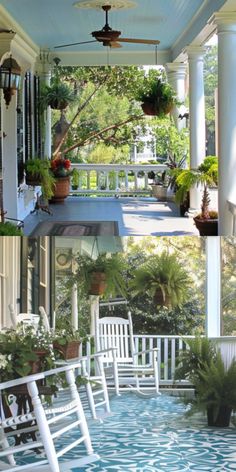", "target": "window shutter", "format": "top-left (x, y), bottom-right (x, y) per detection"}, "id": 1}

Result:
top-left (33, 75), bottom-right (42, 157)
top-left (24, 71), bottom-right (32, 161)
